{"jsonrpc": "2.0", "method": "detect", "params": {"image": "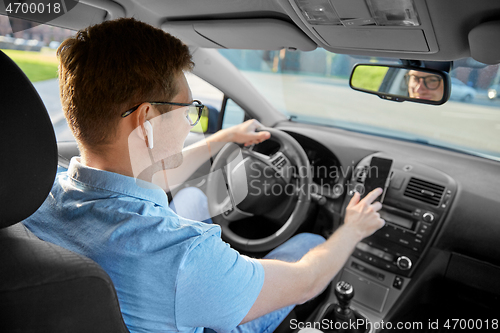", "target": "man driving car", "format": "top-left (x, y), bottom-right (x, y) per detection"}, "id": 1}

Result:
top-left (22, 18), bottom-right (385, 333)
